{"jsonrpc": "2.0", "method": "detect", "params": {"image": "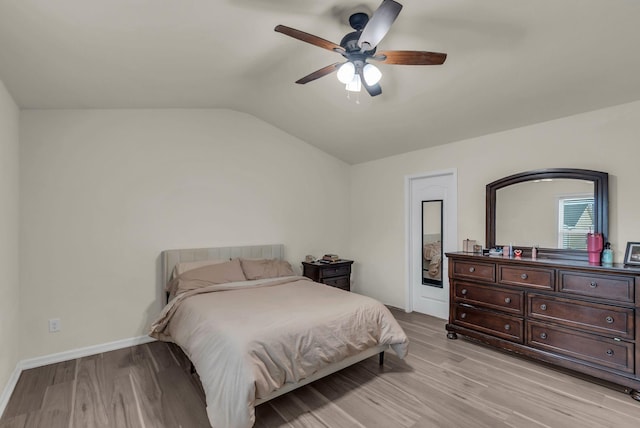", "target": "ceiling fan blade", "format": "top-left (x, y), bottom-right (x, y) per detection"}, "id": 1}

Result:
top-left (295, 63), bottom-right (343, 84)
top-left (275, 25), bottom-right (344, 54)
top-left (357, 0), bottom-right (403, 51)
top-left (375, 50), bottom-right (447, 65)
top-left (358, 68), bottom-right (382, 97)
